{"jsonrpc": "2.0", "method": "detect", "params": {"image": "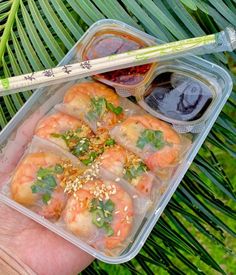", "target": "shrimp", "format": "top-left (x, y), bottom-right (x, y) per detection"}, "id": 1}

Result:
top-left (11, 152), bottom-right (67, 220)
top-left (110, 114), bottom-right (185, 176)
top-left (63, 82), bottom-right (123, 129)
top-left (100, 145), bottom-right (154, 195)
top-left (63, 179), bottom-right (133, 251)
top-left (35, 112), bottom-right (92, 150)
